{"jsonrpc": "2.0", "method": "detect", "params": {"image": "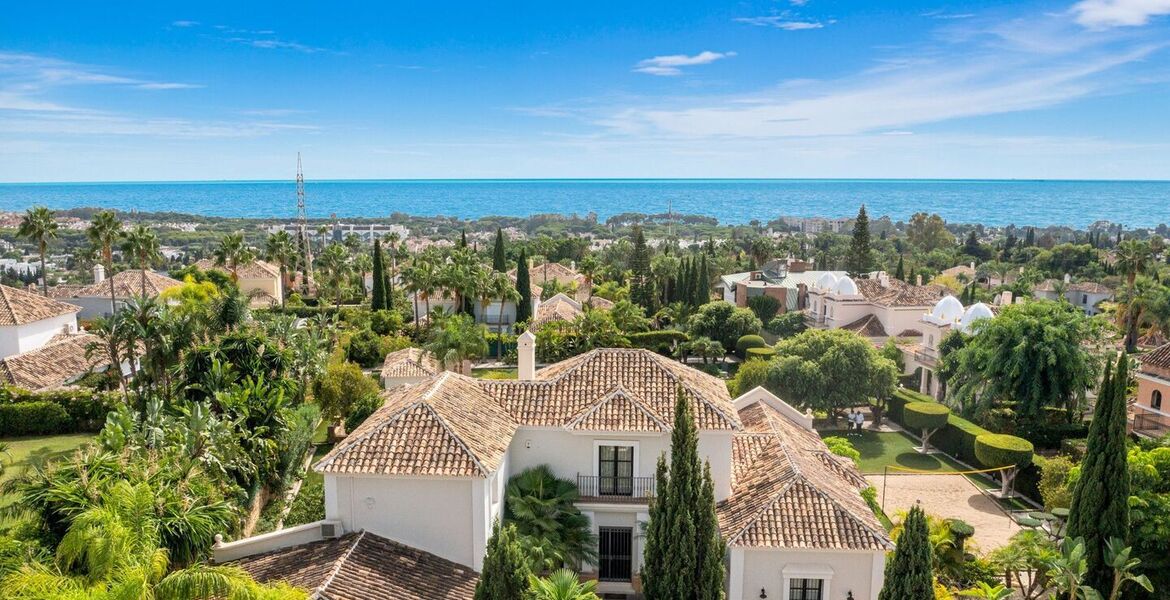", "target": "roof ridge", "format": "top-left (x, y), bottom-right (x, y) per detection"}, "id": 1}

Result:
top-left (317, 530), bottom-right (365, 596)
top-left (420, 401), bottom-right (489, 477)
top-left (564, 385), bottom-right (669, 431)
top-left (786, 479), bottom-right (895, 550)
top-left (313, 396), bottom-right (422, 471)
top-left (726, 475), bottom-right (798, 547)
